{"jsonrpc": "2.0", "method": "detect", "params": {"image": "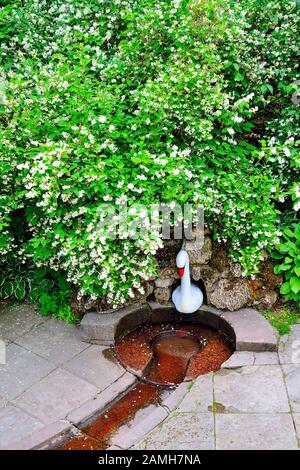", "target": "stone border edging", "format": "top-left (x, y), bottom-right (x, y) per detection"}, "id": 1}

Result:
top-left (108, 382), bottom-right (190, 450)
top-left (80, 303), bottom-right (278, 352)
